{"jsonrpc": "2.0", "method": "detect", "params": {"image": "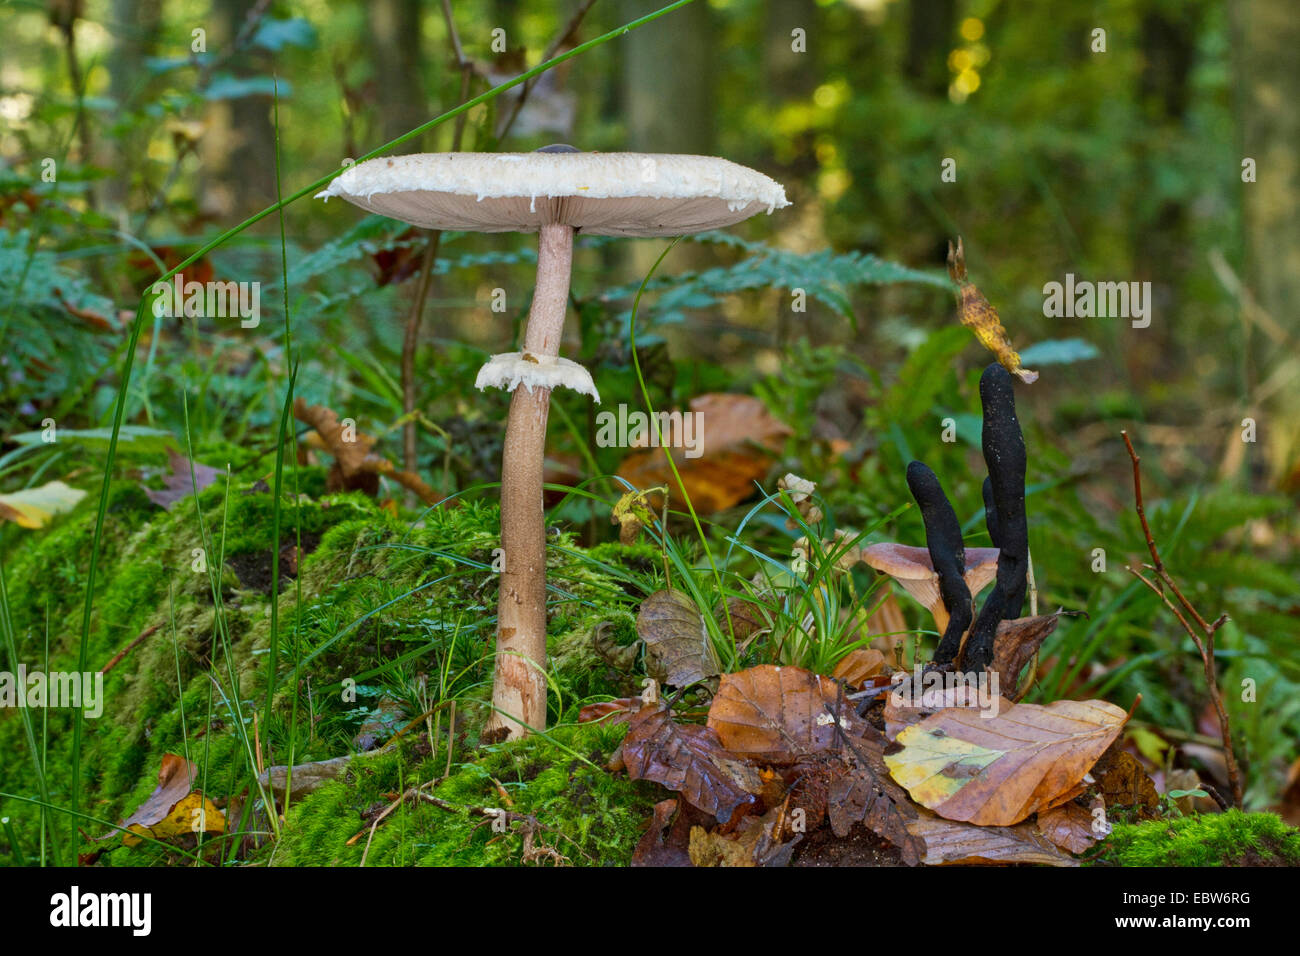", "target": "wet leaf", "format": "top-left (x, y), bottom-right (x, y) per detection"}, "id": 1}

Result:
top-left (636, 590), bottom-right (720, 688)
top-left (884, 698), bottom-right (1129, 826)
top-left (622, 703), bottom-right (760, 824)
top-left (707, 664), bottom-right (868, 764)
